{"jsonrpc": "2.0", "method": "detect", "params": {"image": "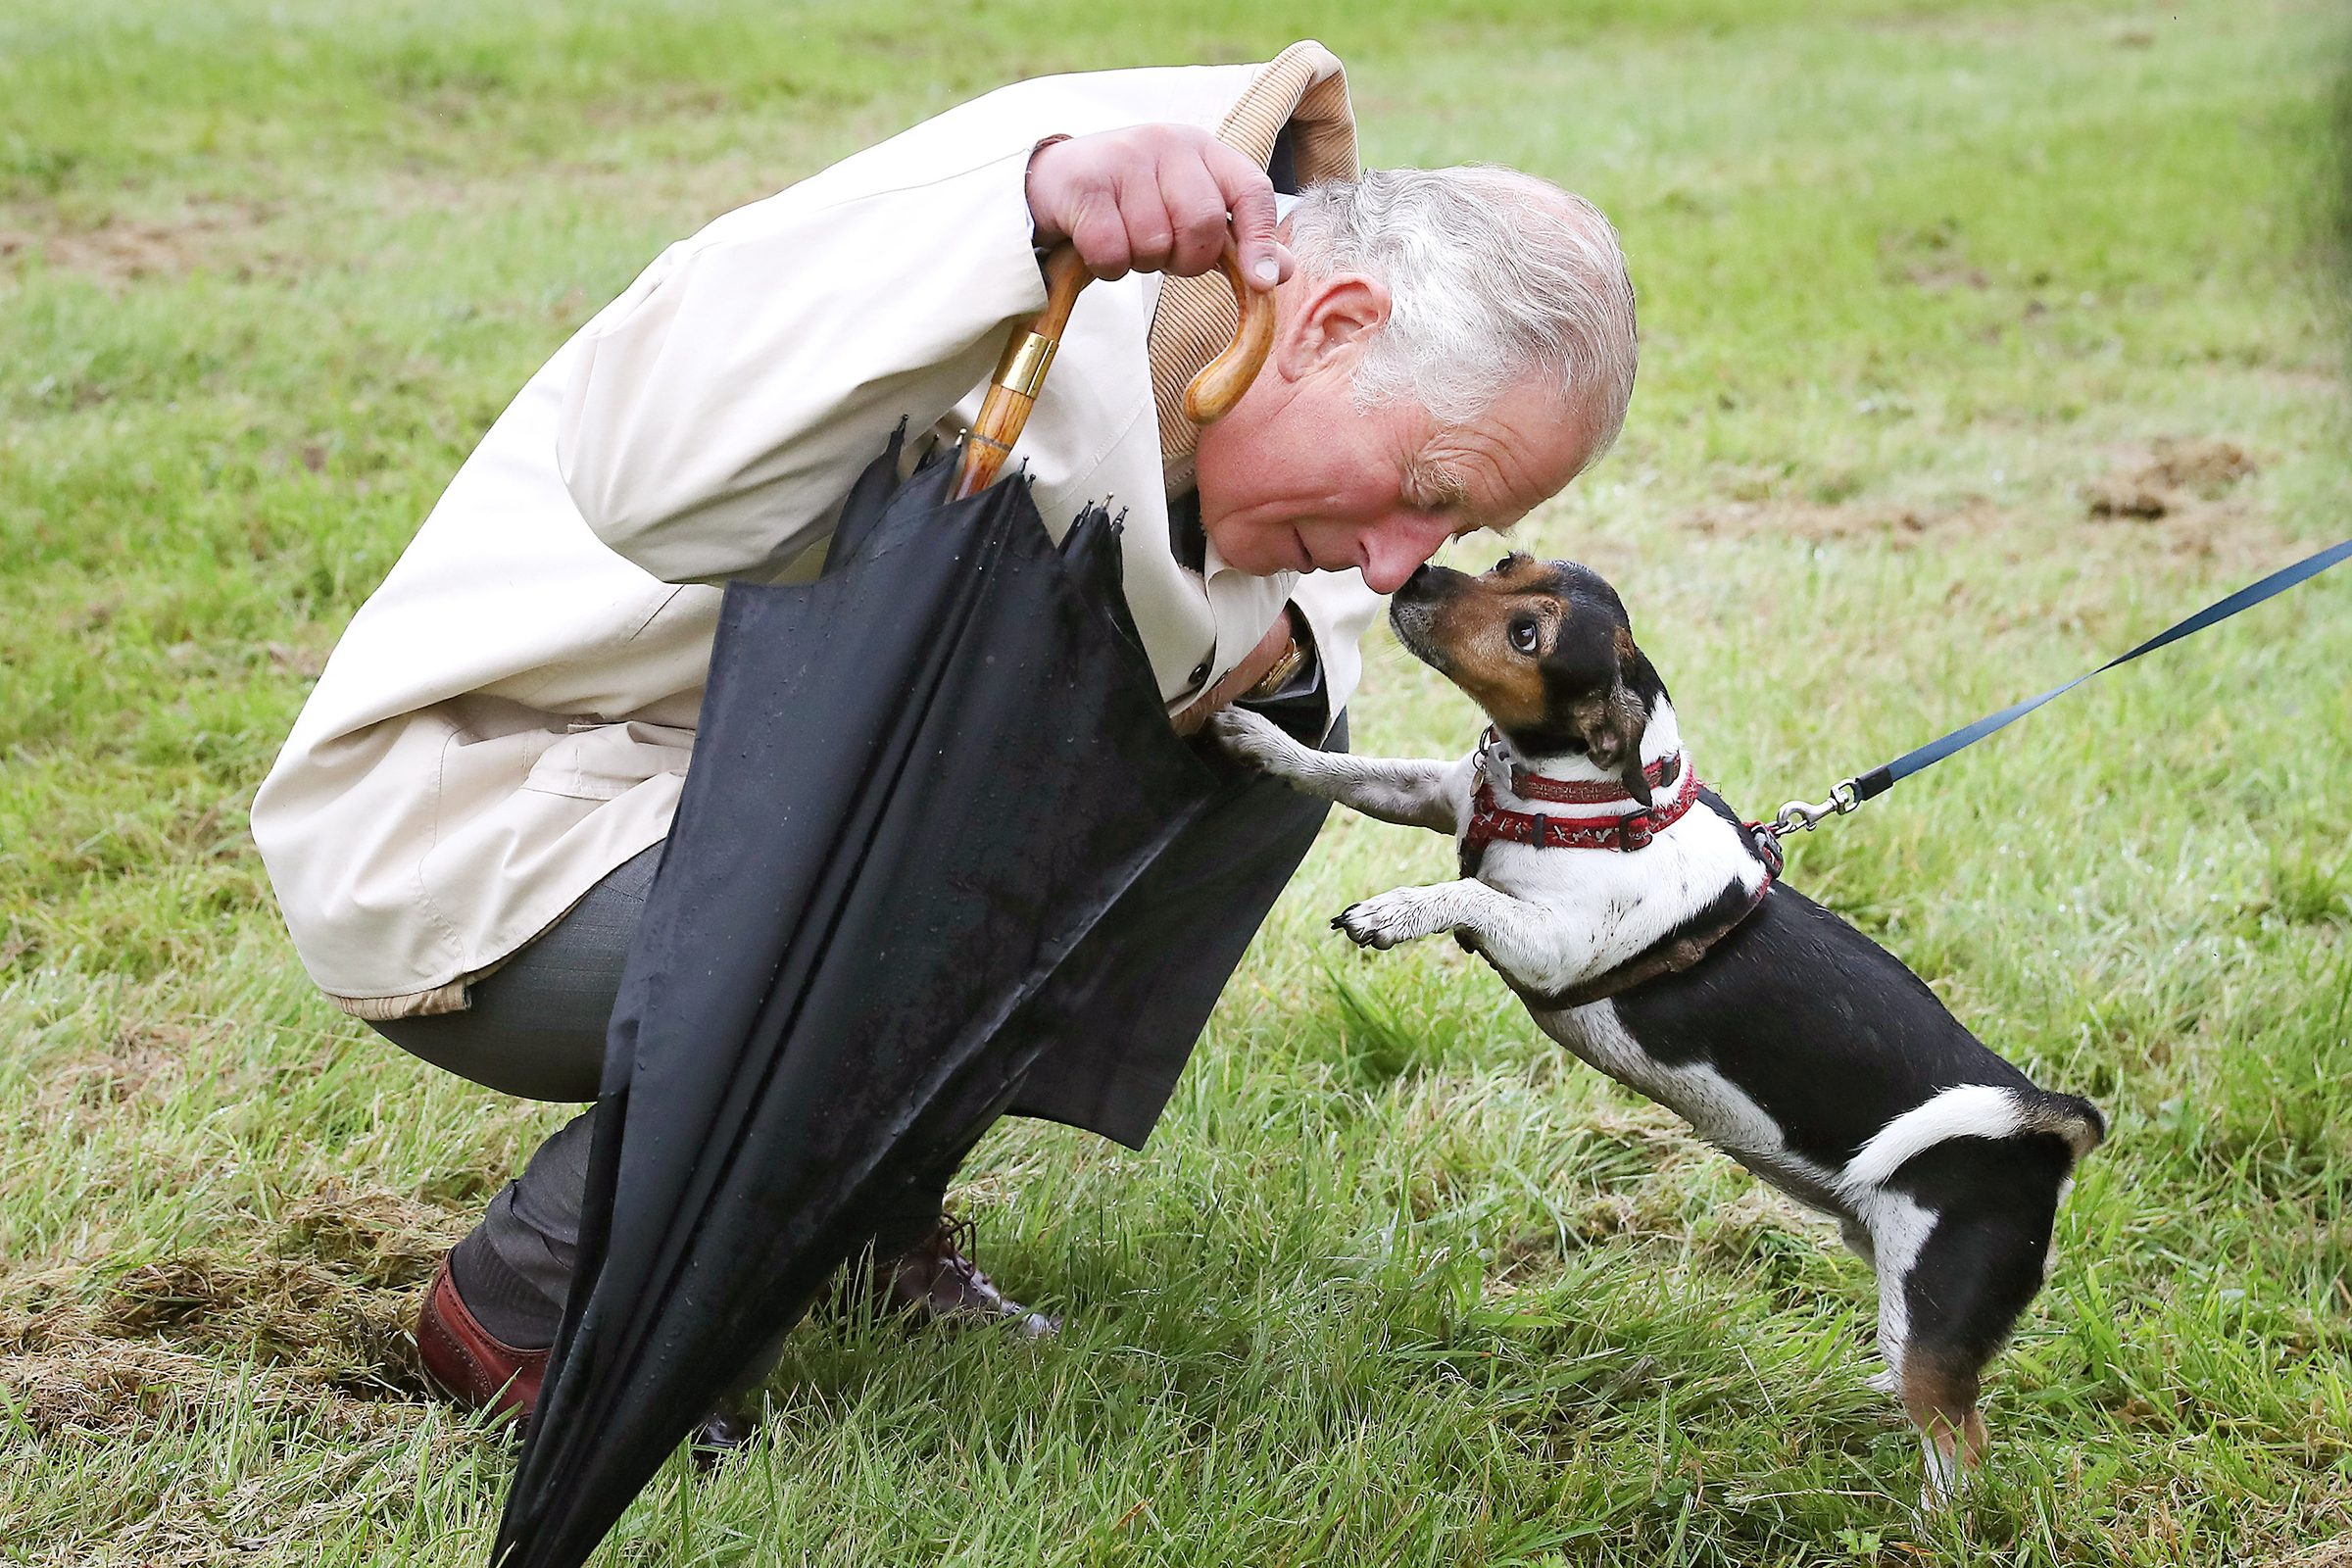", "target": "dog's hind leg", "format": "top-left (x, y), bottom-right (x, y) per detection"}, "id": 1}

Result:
top-left (1874, 1142), bottom-right (2072, 1504)
top-left (1860, 1198), bottom-right (1991, 1501)
top-left (1900, 1350), bottom-right (1988, 1505)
